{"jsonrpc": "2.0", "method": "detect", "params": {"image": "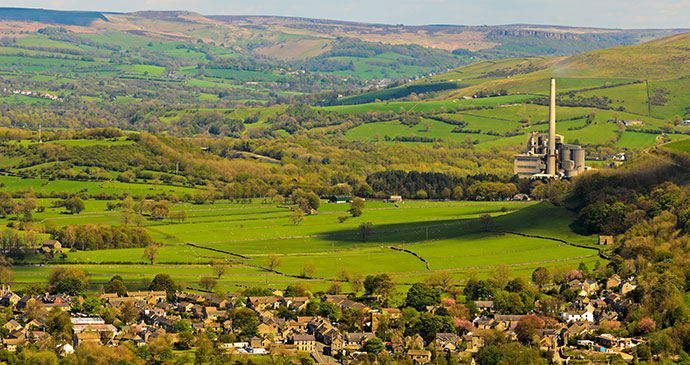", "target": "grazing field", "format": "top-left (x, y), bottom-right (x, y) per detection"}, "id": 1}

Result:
top-left (9, 197), bottom-right (602, 294)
